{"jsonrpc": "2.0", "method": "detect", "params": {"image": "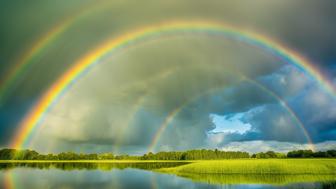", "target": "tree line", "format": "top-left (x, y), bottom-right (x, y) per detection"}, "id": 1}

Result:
top-left (141, 149), bottom-right (250, 160)
top-left (0, 148), bottom-right (335, 160)
top-left (251, 150), bottom-right (336, 158)
top-left (287, 149), bottom-right (336, 158)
